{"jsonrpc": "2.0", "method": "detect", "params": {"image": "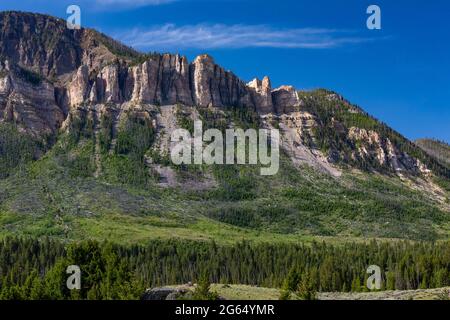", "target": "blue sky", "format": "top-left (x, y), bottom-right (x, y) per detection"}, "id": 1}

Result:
top-left (1, 0), bottom-right (449, 143)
